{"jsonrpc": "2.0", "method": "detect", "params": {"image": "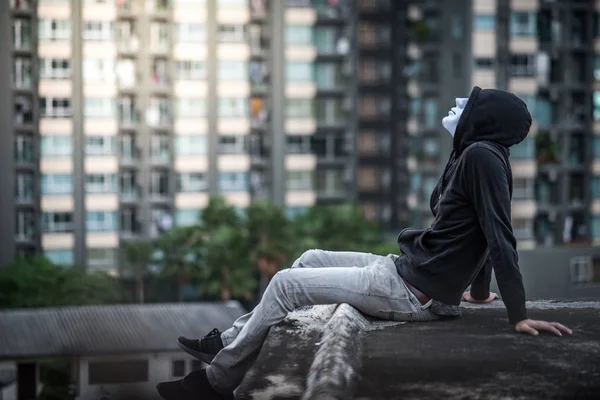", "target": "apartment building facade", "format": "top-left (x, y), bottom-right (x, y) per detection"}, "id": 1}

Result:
top-left (0, 0), bottom-right (358, 272)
